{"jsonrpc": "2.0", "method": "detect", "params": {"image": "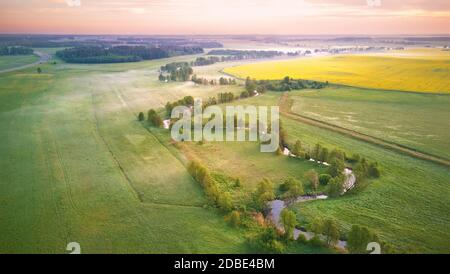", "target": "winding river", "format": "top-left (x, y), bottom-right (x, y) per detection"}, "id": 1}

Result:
top-left (268, 151), bottom-right (356, 249)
